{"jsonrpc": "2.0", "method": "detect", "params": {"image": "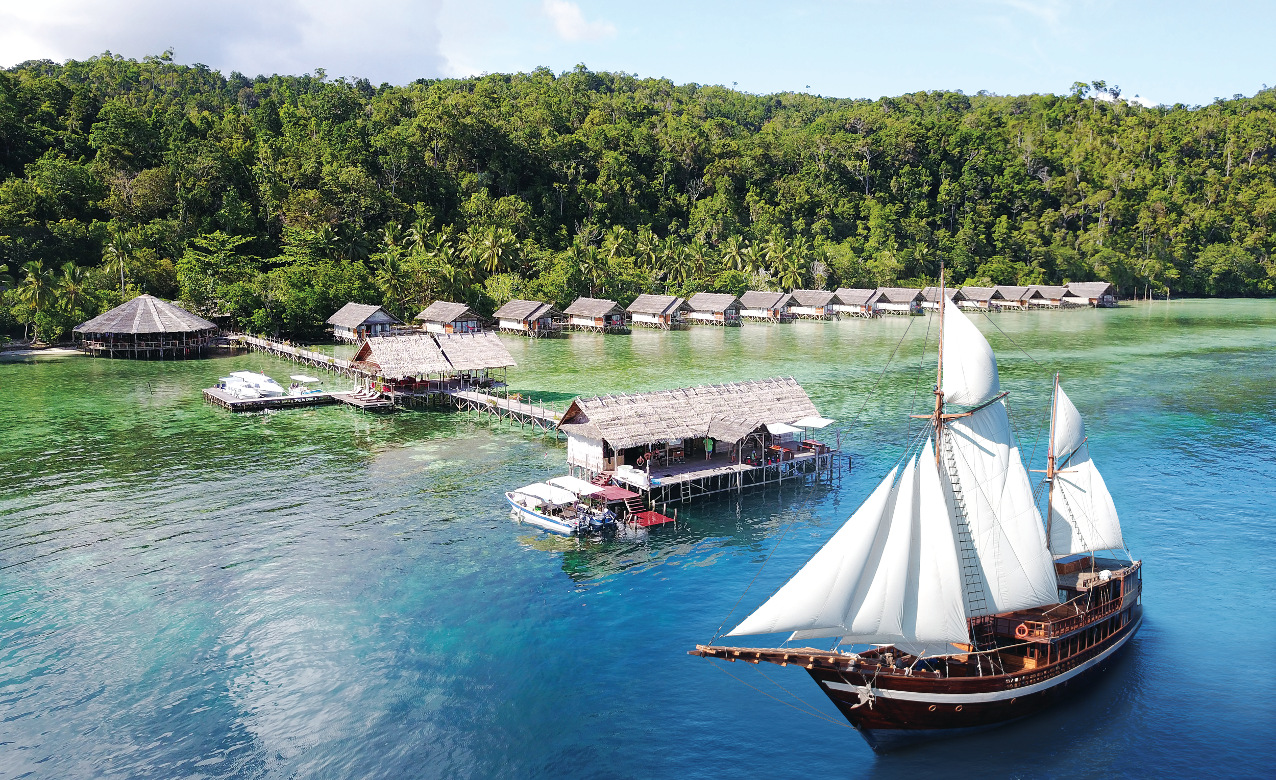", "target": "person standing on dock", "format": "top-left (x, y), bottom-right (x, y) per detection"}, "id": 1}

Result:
top-left (704, 438), bottom-right (714, 461)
